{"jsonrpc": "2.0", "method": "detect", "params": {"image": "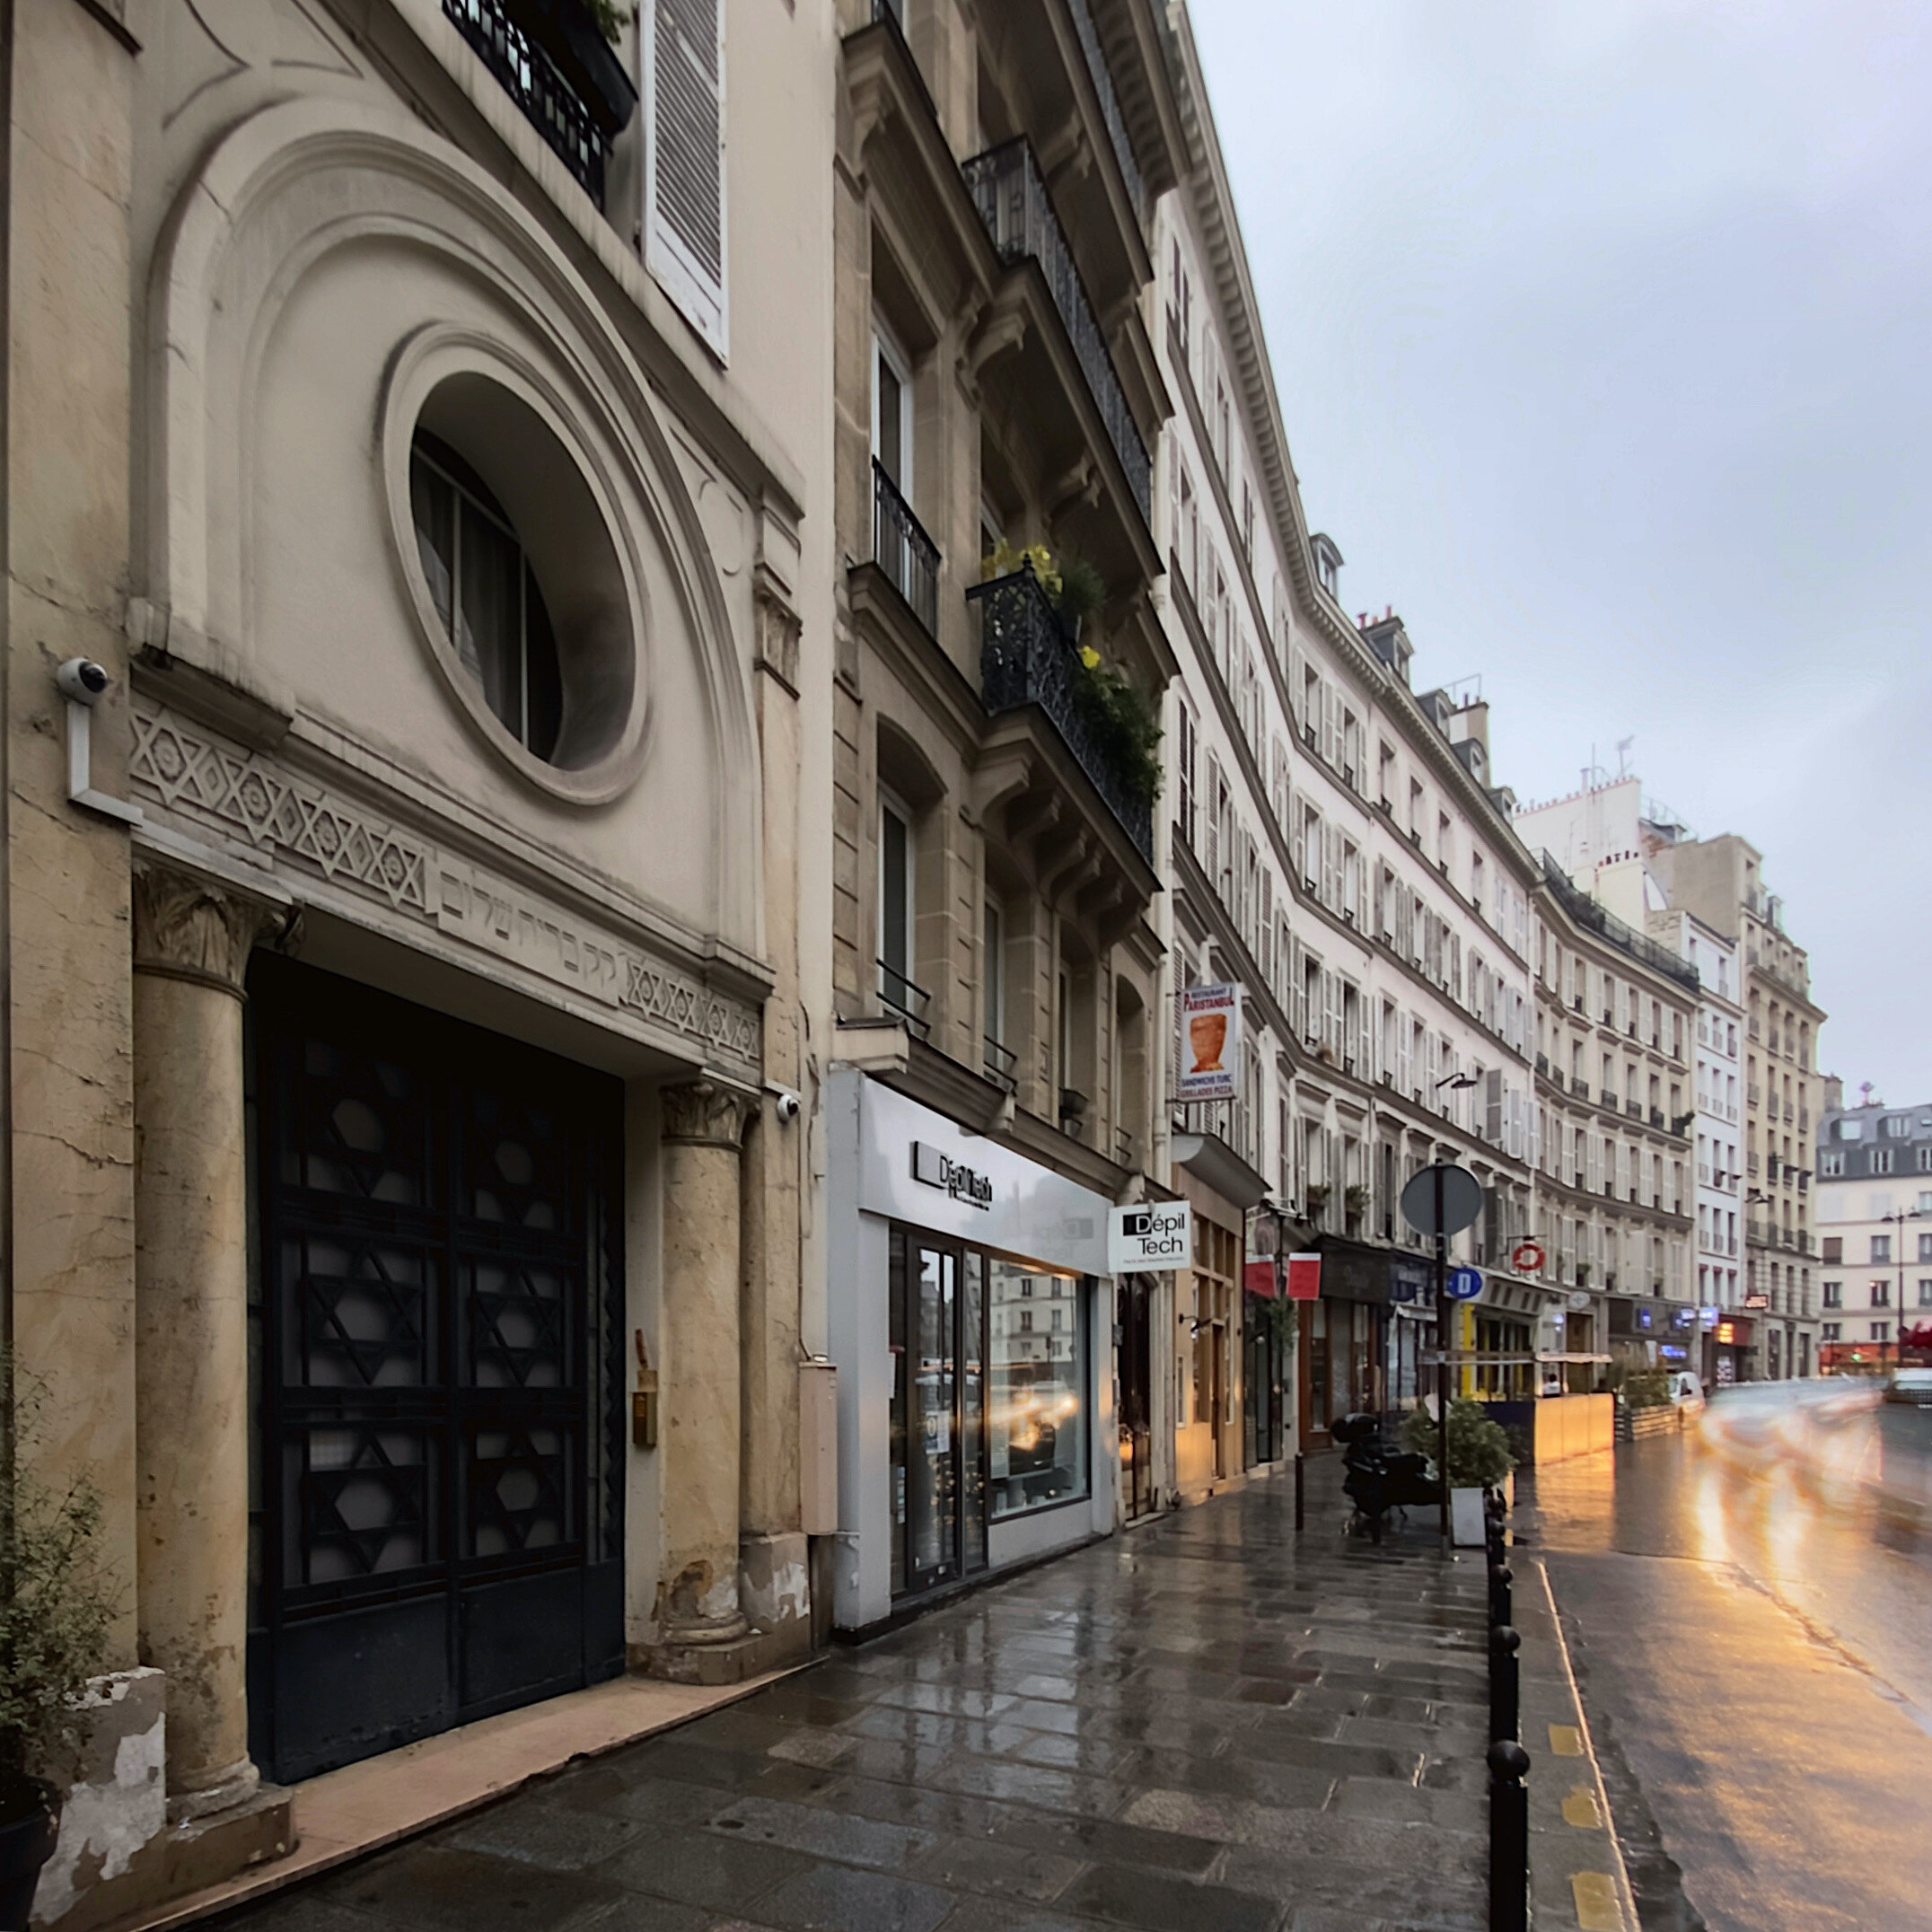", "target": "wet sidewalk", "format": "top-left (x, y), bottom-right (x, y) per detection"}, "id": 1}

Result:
top-left (223, 1465), bottom-right (1492, 1932)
